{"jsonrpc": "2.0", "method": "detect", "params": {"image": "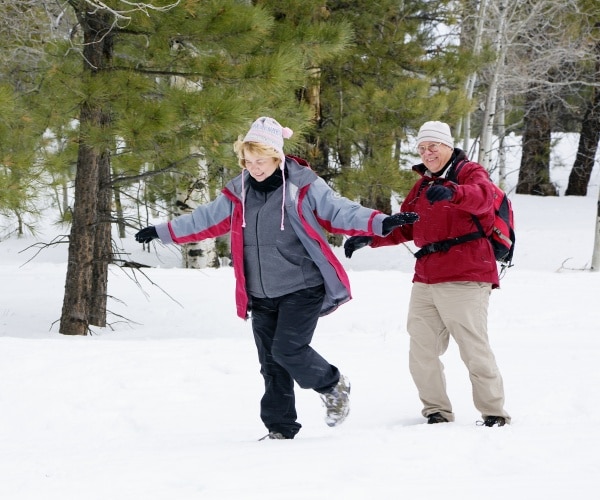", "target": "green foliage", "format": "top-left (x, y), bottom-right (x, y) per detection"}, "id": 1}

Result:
top-left (2, 0), bottom-right (481, 225)
top-left (337, 154), bottom-right (419, 214)
top-left (312, 0), bottom-right (472, 209)
top-left (0, 84), bottom-right (46, 221)
top-left (33, 0), bottom-right (318, 219)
